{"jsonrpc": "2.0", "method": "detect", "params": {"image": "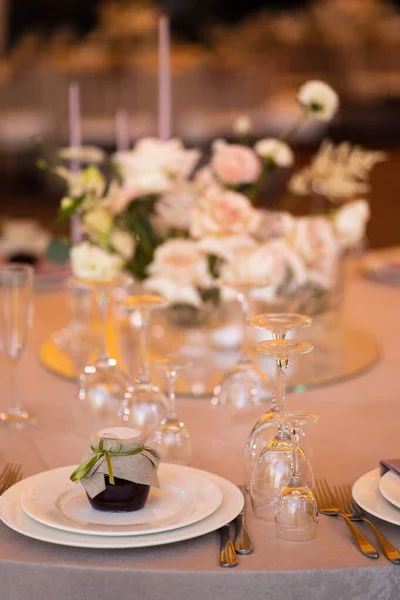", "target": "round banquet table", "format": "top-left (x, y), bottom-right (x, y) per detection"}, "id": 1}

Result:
top-left (0, 265), bottom-right (400, 600)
